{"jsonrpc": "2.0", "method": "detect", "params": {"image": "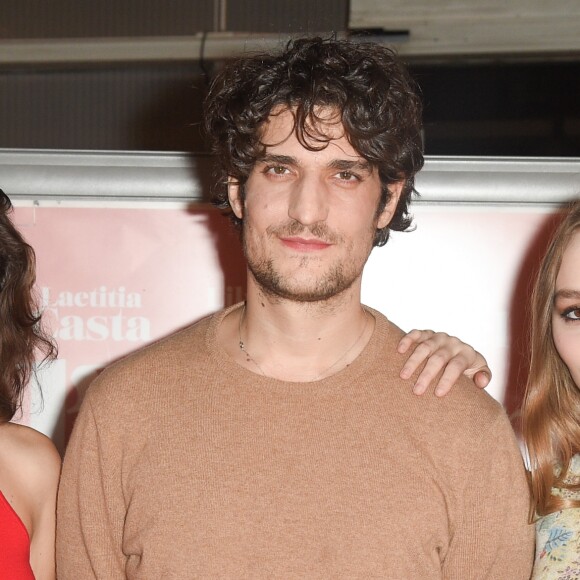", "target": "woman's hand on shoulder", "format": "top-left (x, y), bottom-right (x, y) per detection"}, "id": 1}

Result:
top-left (397, 329), bottom-right (491, 397)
